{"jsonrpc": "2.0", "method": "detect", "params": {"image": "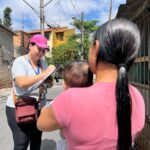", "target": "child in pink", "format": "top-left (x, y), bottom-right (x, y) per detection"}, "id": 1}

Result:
top-left (56, 61), bottom-right (93, 150)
